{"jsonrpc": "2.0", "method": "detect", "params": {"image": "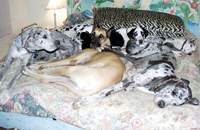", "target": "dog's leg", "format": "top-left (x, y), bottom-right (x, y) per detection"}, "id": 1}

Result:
top-left (0, 55), bottom-right (32, 105)
top-left (72, 82), bottom-right (124, 109)
top-left (0, 56), bottom-right (14, 86)
top-left (21, 66), bottom-right (81, 93)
